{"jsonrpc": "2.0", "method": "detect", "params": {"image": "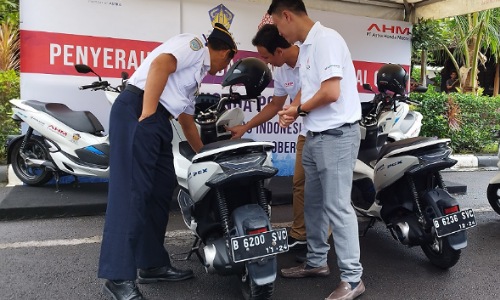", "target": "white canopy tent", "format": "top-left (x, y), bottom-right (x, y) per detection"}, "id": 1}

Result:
top-left (243, 0), bottom-right (500, 22)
